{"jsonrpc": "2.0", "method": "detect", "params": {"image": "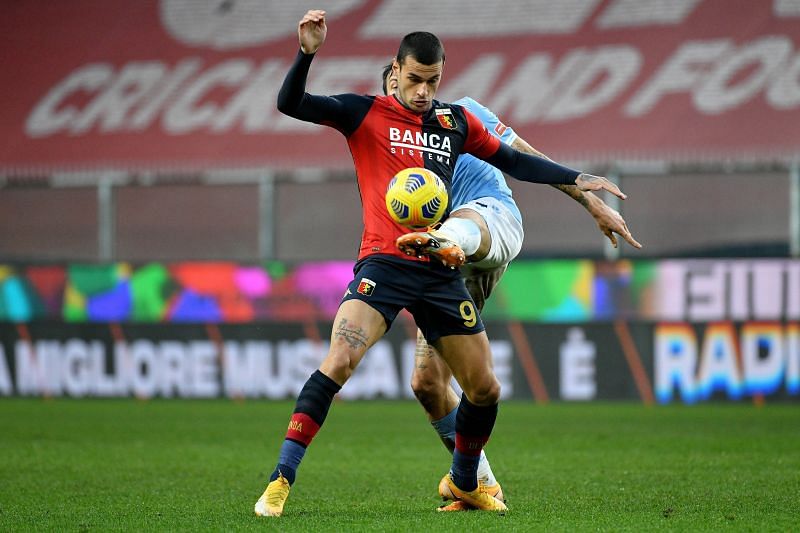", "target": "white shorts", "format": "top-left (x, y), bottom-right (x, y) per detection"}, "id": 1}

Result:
top-left (451, 196), bottom-right (524, 272)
